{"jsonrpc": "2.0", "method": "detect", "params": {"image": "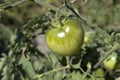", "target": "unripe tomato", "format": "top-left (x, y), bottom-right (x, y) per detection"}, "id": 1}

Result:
top-left (92, 68), bottom-right (105, 78)
top-left (103, 52), bottom-right (120, 70)
top-left (46, 19), bottom-right (84, 56)
top-left (84, 30), bottom-right (96, 44)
